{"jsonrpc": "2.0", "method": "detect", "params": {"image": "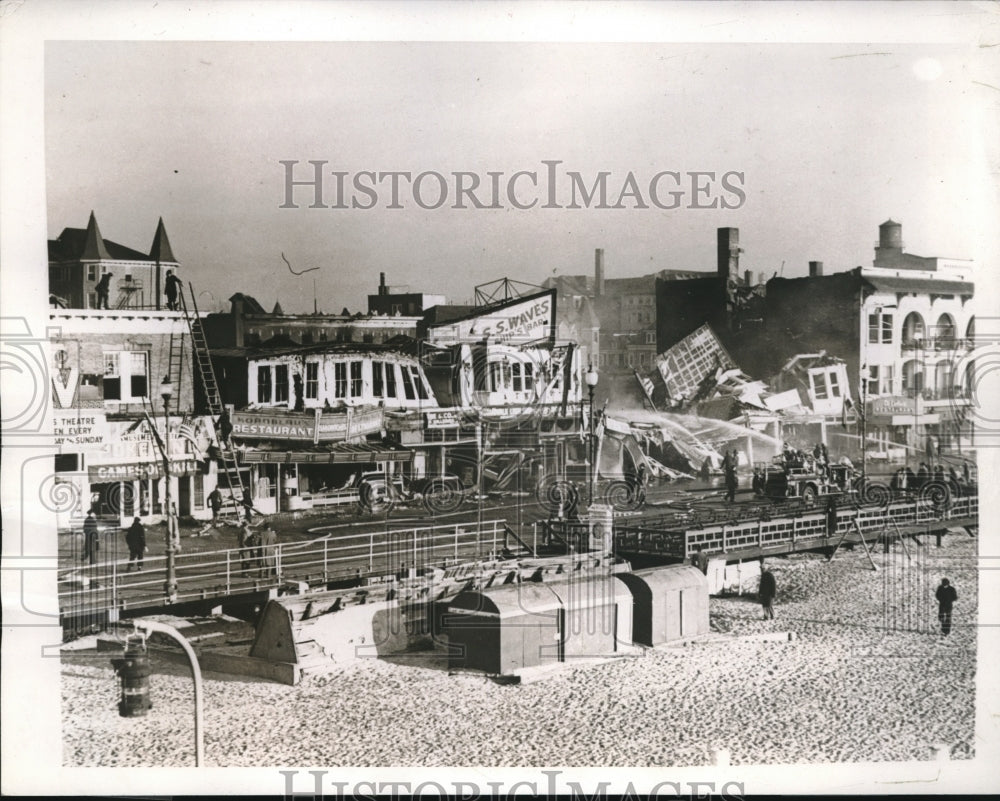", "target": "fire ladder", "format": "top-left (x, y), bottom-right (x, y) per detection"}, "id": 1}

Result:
top-left (178, 283), bottom-right (248, 524)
